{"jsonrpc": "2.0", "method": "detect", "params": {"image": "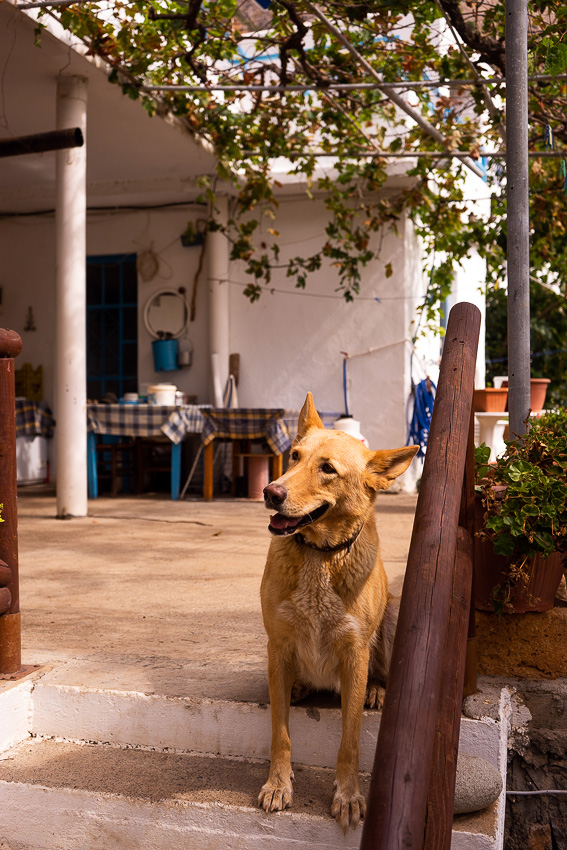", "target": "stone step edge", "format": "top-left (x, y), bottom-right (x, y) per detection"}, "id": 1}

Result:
top-left (1, 678), bottom-right (507, 775)
top-left (0, 740), bottom-right (500, 850)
